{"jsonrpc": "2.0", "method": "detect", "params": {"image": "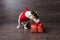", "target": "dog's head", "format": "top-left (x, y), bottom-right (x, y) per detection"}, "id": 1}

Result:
top-left (31, 11), bottom-right (39, 19)
top-left (25, 11), bottom-right (40, 23)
